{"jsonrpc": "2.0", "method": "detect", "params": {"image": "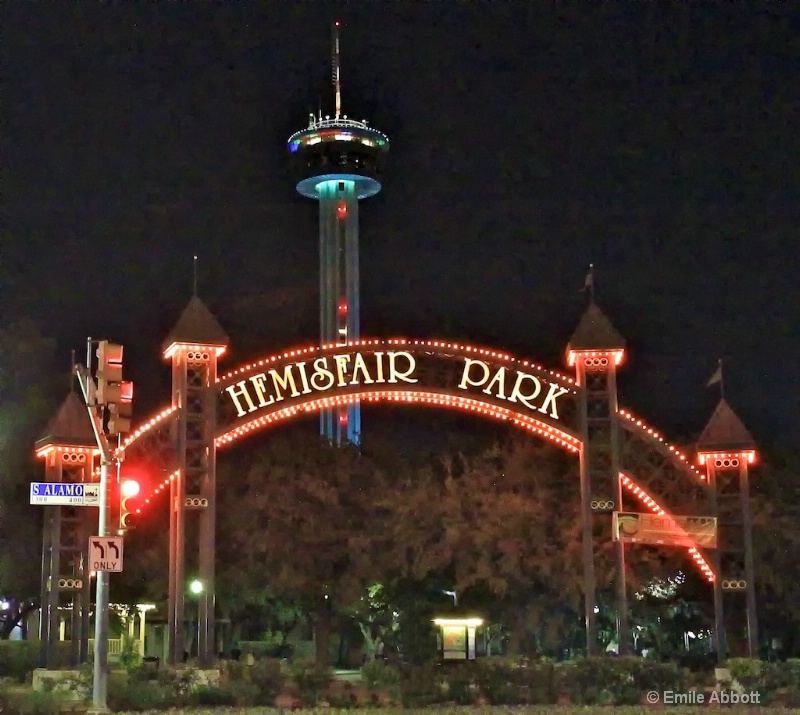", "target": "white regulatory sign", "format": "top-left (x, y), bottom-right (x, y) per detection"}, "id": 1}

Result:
top-left (89, 536), bottom-right (124, 573)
